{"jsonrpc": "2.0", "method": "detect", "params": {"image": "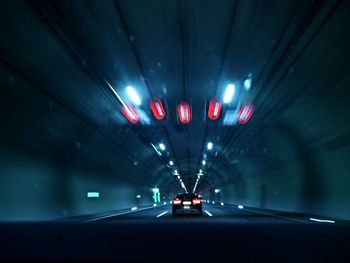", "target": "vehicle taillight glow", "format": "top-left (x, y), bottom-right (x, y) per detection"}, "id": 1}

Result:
top-left (120, 104), bottom-right (140, 124)
top-left (149, 98), bottom-right (166, 120)
top-left (208, 98), bottom-right (222, 120)
top-left (237, 103), bottom-right (254, 124)
top-left (177, 101), bottom-right (191, 124)
top-left (173, 199), bottom-right (182, 205)
top-left (192, 198), bottom-right (201, 205)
